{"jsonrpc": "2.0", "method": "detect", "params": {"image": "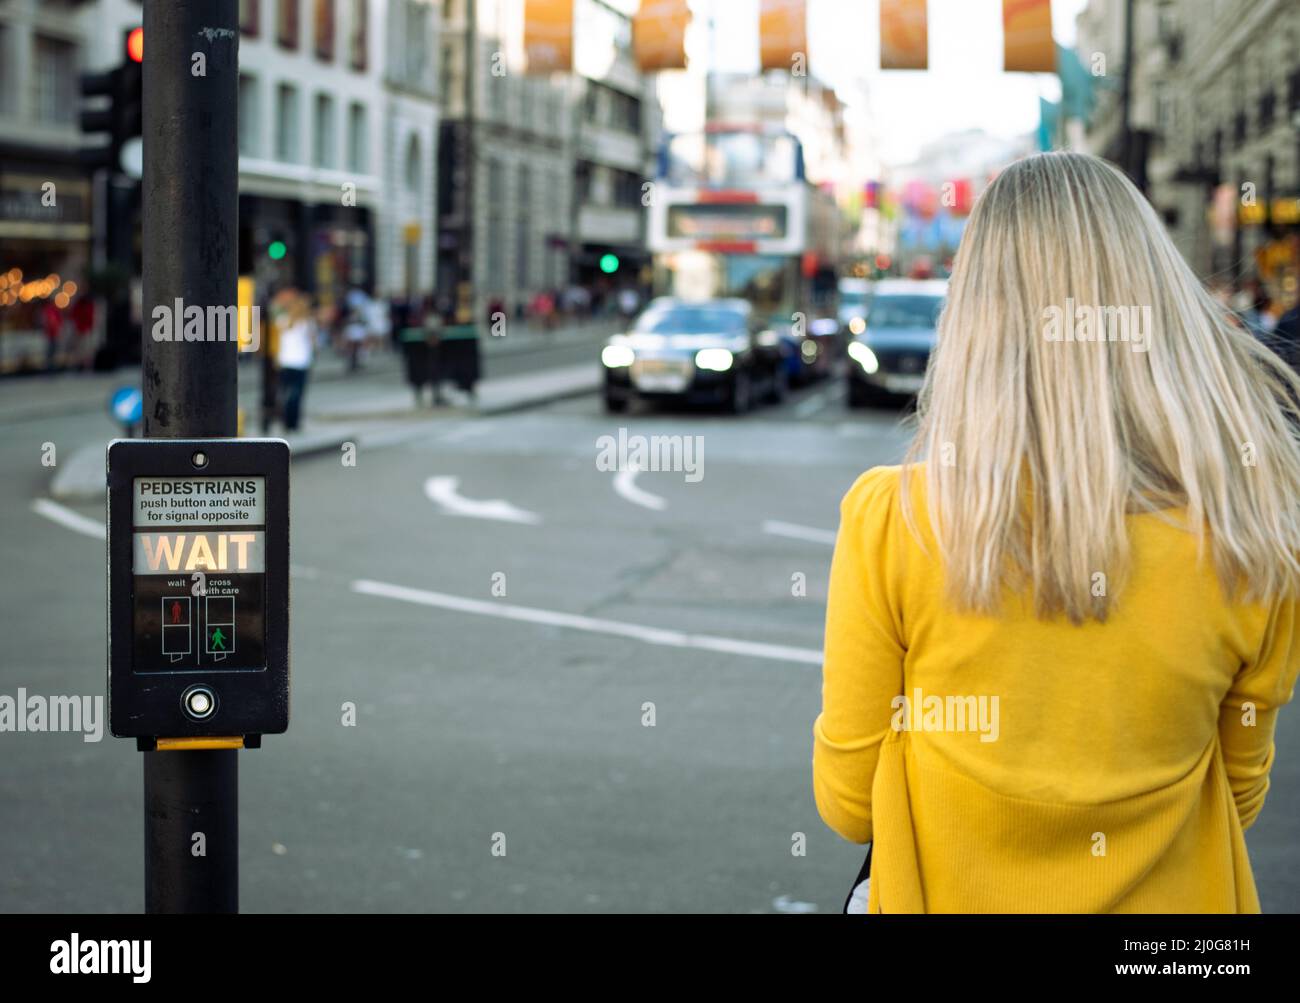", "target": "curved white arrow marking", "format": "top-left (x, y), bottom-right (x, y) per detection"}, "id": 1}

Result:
top-left (423, 476), bottom-right (541, 525)
top-left (612, 463), bottom-right (666, 511)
